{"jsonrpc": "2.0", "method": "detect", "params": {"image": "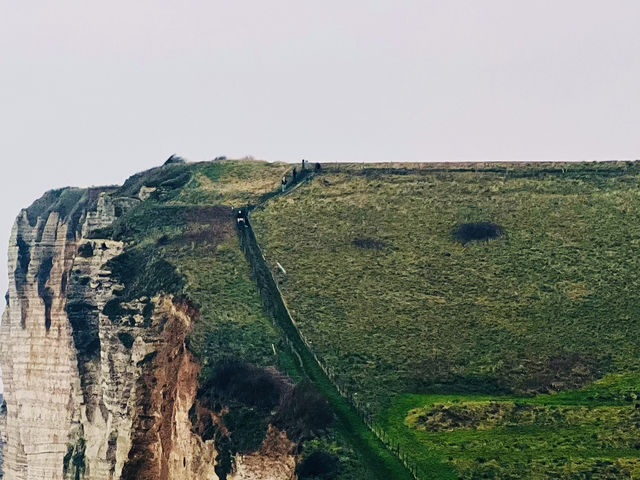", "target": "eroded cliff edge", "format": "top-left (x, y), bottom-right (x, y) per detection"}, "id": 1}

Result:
top-left (0, 172), bottom-right (298, 480)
